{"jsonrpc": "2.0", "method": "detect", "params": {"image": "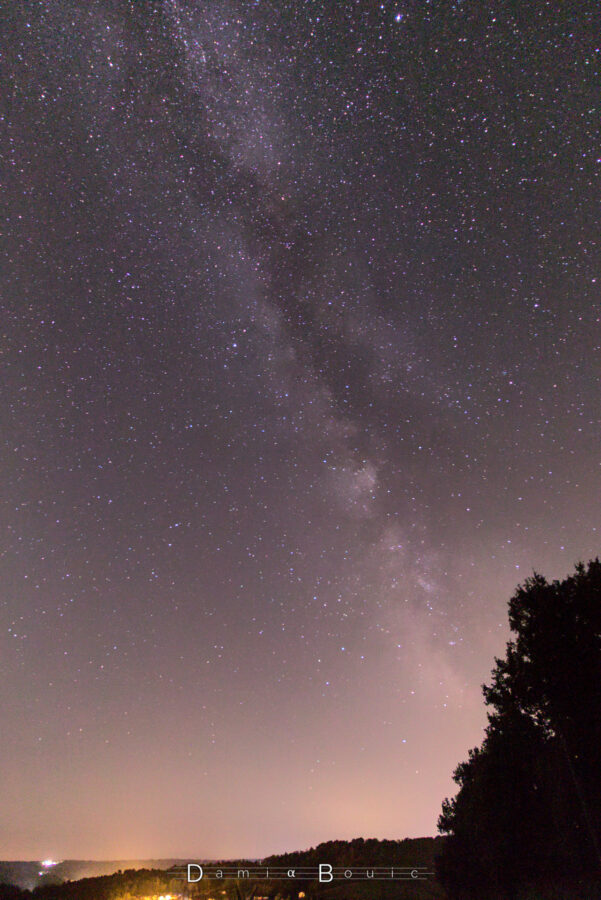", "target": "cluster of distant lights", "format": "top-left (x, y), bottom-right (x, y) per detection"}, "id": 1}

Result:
top-left (38, 860), bottom-right (59, 875)
top-left (35, 862), bottom-right (174, 900)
